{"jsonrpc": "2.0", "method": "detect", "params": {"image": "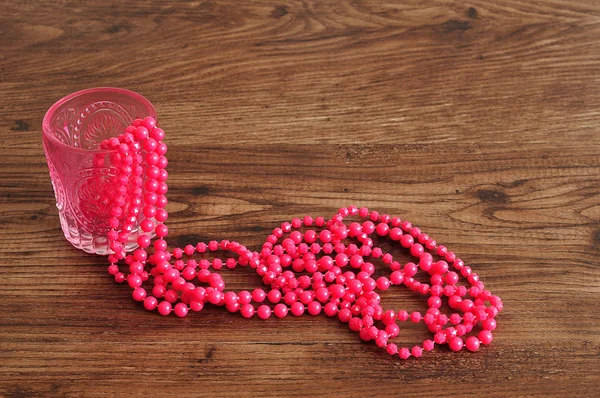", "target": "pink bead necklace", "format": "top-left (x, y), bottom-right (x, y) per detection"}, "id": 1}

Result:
top-left (101, 117), bottom-right (502, 359)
